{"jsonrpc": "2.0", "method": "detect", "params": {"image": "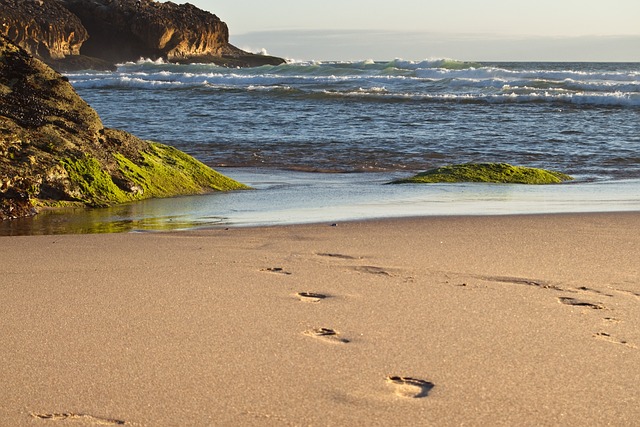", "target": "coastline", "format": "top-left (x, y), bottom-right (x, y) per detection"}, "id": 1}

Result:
top-left (2, 169), bottom-right (640, 235)
top-left (2, 212), bottom-right (639, 425)
top-left (3, 9), bottom-right (638, 424)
